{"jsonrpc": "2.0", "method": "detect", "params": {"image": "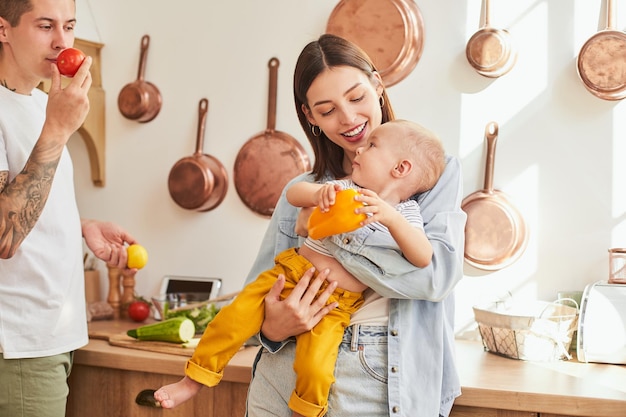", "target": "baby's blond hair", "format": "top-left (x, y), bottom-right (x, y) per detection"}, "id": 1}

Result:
top-left (388, 120), bottom-right (446, 199)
